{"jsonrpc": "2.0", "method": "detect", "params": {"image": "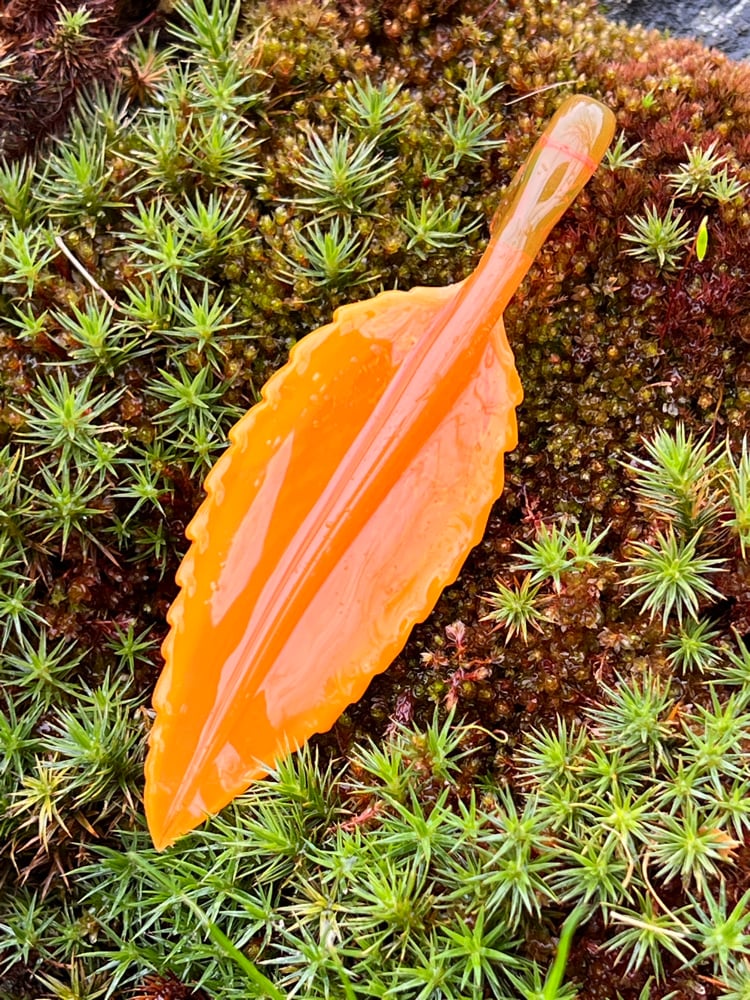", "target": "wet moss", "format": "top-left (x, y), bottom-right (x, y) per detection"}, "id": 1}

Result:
top-left (3, 0), bottom-right (750, 996)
